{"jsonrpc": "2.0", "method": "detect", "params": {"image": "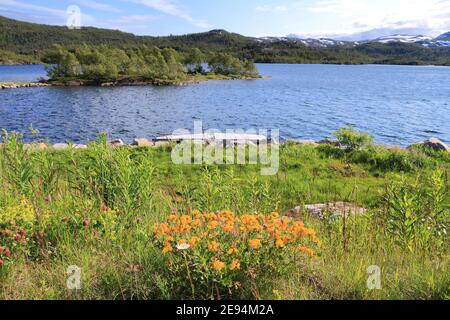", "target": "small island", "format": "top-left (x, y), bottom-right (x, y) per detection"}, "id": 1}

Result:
top-left (41, 45), bottom-right (261, 87)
